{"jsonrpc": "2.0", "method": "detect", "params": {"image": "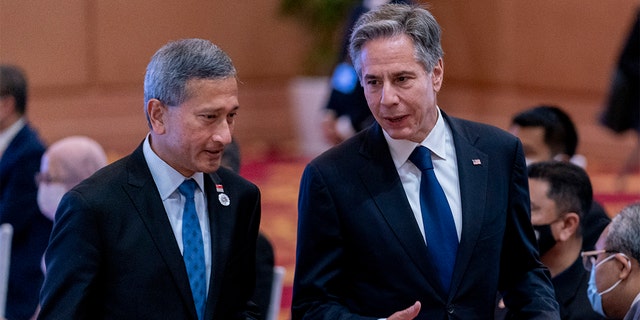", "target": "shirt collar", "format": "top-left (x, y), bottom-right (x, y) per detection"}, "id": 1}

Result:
top-left (384, 107), bottom-right (449, 169)
top-left (142, 134), bottom-right (204, 200)
top-left (0, 117), bottom-right (25, 156)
